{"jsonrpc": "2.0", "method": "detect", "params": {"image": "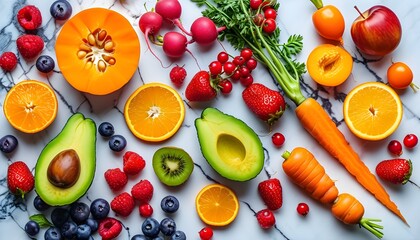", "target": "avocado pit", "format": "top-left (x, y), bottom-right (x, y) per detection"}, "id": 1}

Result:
top-left (47, 149), bottom-right (81, 188)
